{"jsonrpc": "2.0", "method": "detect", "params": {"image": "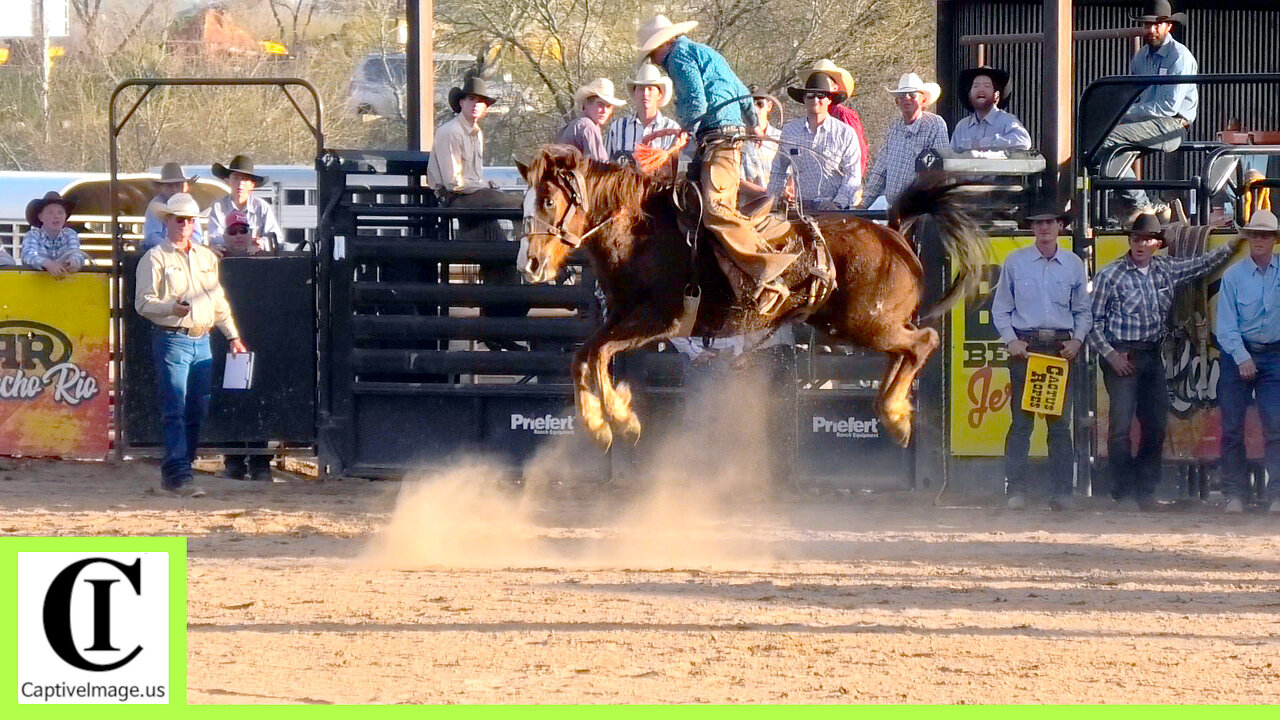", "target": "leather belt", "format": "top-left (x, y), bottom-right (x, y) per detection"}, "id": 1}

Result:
top-left (1016, 329), bottom-right (1072, 343)
top-left (1113, 340), bottom-right (1160, 351)
top-left (1245, 341), bottom-right (1280, 355)
top-left (159, 326), bottom-right (210, 338)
